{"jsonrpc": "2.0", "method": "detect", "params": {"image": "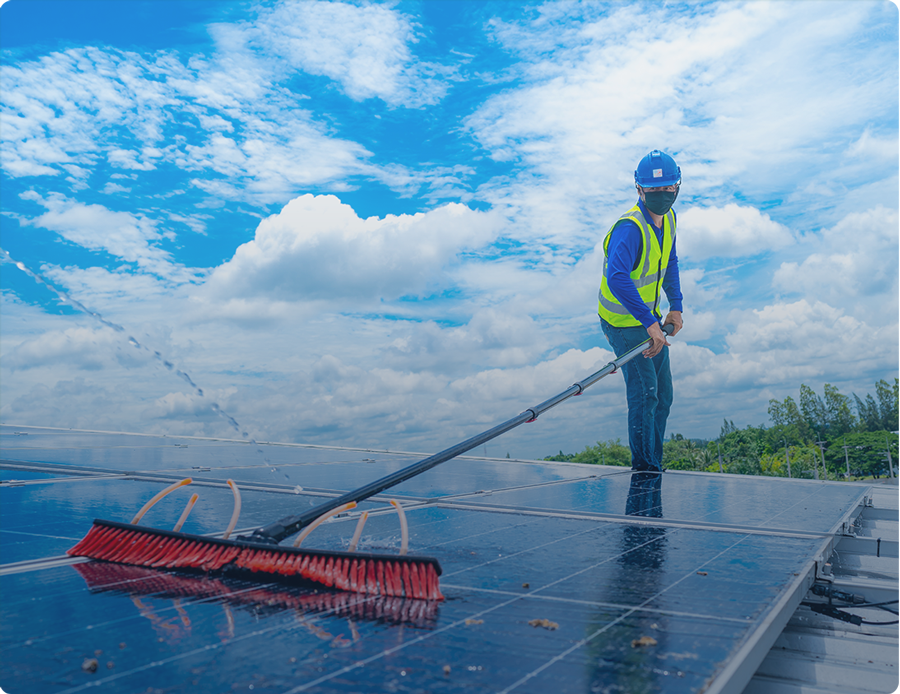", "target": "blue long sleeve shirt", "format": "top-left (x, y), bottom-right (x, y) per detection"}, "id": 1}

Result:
top-left (604, 199), bottom-right (683, 329)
